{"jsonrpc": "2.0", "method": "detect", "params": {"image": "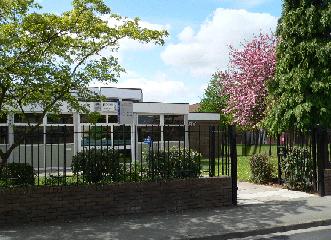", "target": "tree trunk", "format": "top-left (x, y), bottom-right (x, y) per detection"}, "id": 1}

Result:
top-left (0, 143), bottom-right (19, 165)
